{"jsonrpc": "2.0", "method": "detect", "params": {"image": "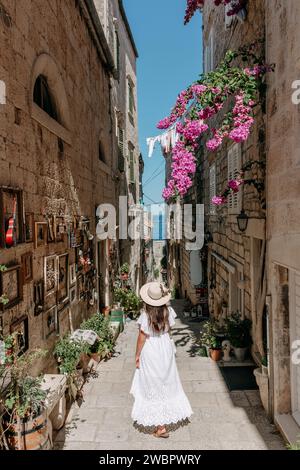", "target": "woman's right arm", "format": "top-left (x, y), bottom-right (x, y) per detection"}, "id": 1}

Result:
top-left (135, 329), bottom-right (147, 369)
